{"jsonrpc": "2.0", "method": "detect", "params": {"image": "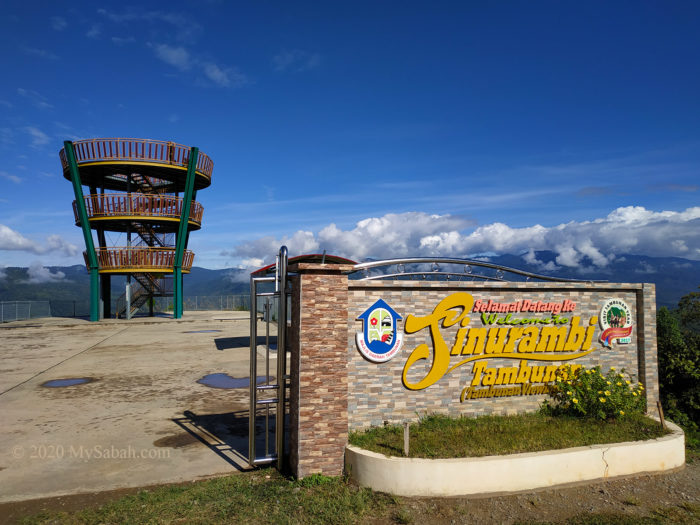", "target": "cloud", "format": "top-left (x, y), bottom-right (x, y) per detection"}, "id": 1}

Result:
top-left (0, 225), bottom-right (43, 252)
top-left (51, 16), bottom-right (67, 31)
top-left (201, 62), bottom-right (248, 88)
top-left (0, 224), bottom-right (78, 256)
top-left (0, 170), bottom-right (21, 183)
top-left (97, 8), bottom-right (201, 42)
top-left (226, 206), bottom-right (700, 271)
top-left (45, 235), bottom-right (79, 256)
top-left (648, 183), bottom-right (698, 193)
top-left (228, 231), bottom-right (321, 266)
top-left (86, 24), bottom-right (101, 38)
top-left (225, 267), bottom-right (256, 284)
top-left (24, 126), bottom-right (51, 148)
top-left (23, 262), bottom-right (67, 284)
top-left (273, 49), bottom-right (321, 72)
top-left (635, 261), bottom-right (657, 274)
top-left (152, 43), bottom-right (192, 70)
top-left (229, 212), bottom-right (472, 266)
top-left (111, 36), bottom-right (135, 45)
top-left (17, 88), bottom-right (53, 109)
top-left (0, 128), bottom-right (14, 148)
top-left (20, 46), bottom-right (59, 60)
top-left (149, 43), bottom-right (248, 88)
top-left (522, 249), bottom-right (558, 272)
top-left (202, 62), bottom-right (249, 88)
